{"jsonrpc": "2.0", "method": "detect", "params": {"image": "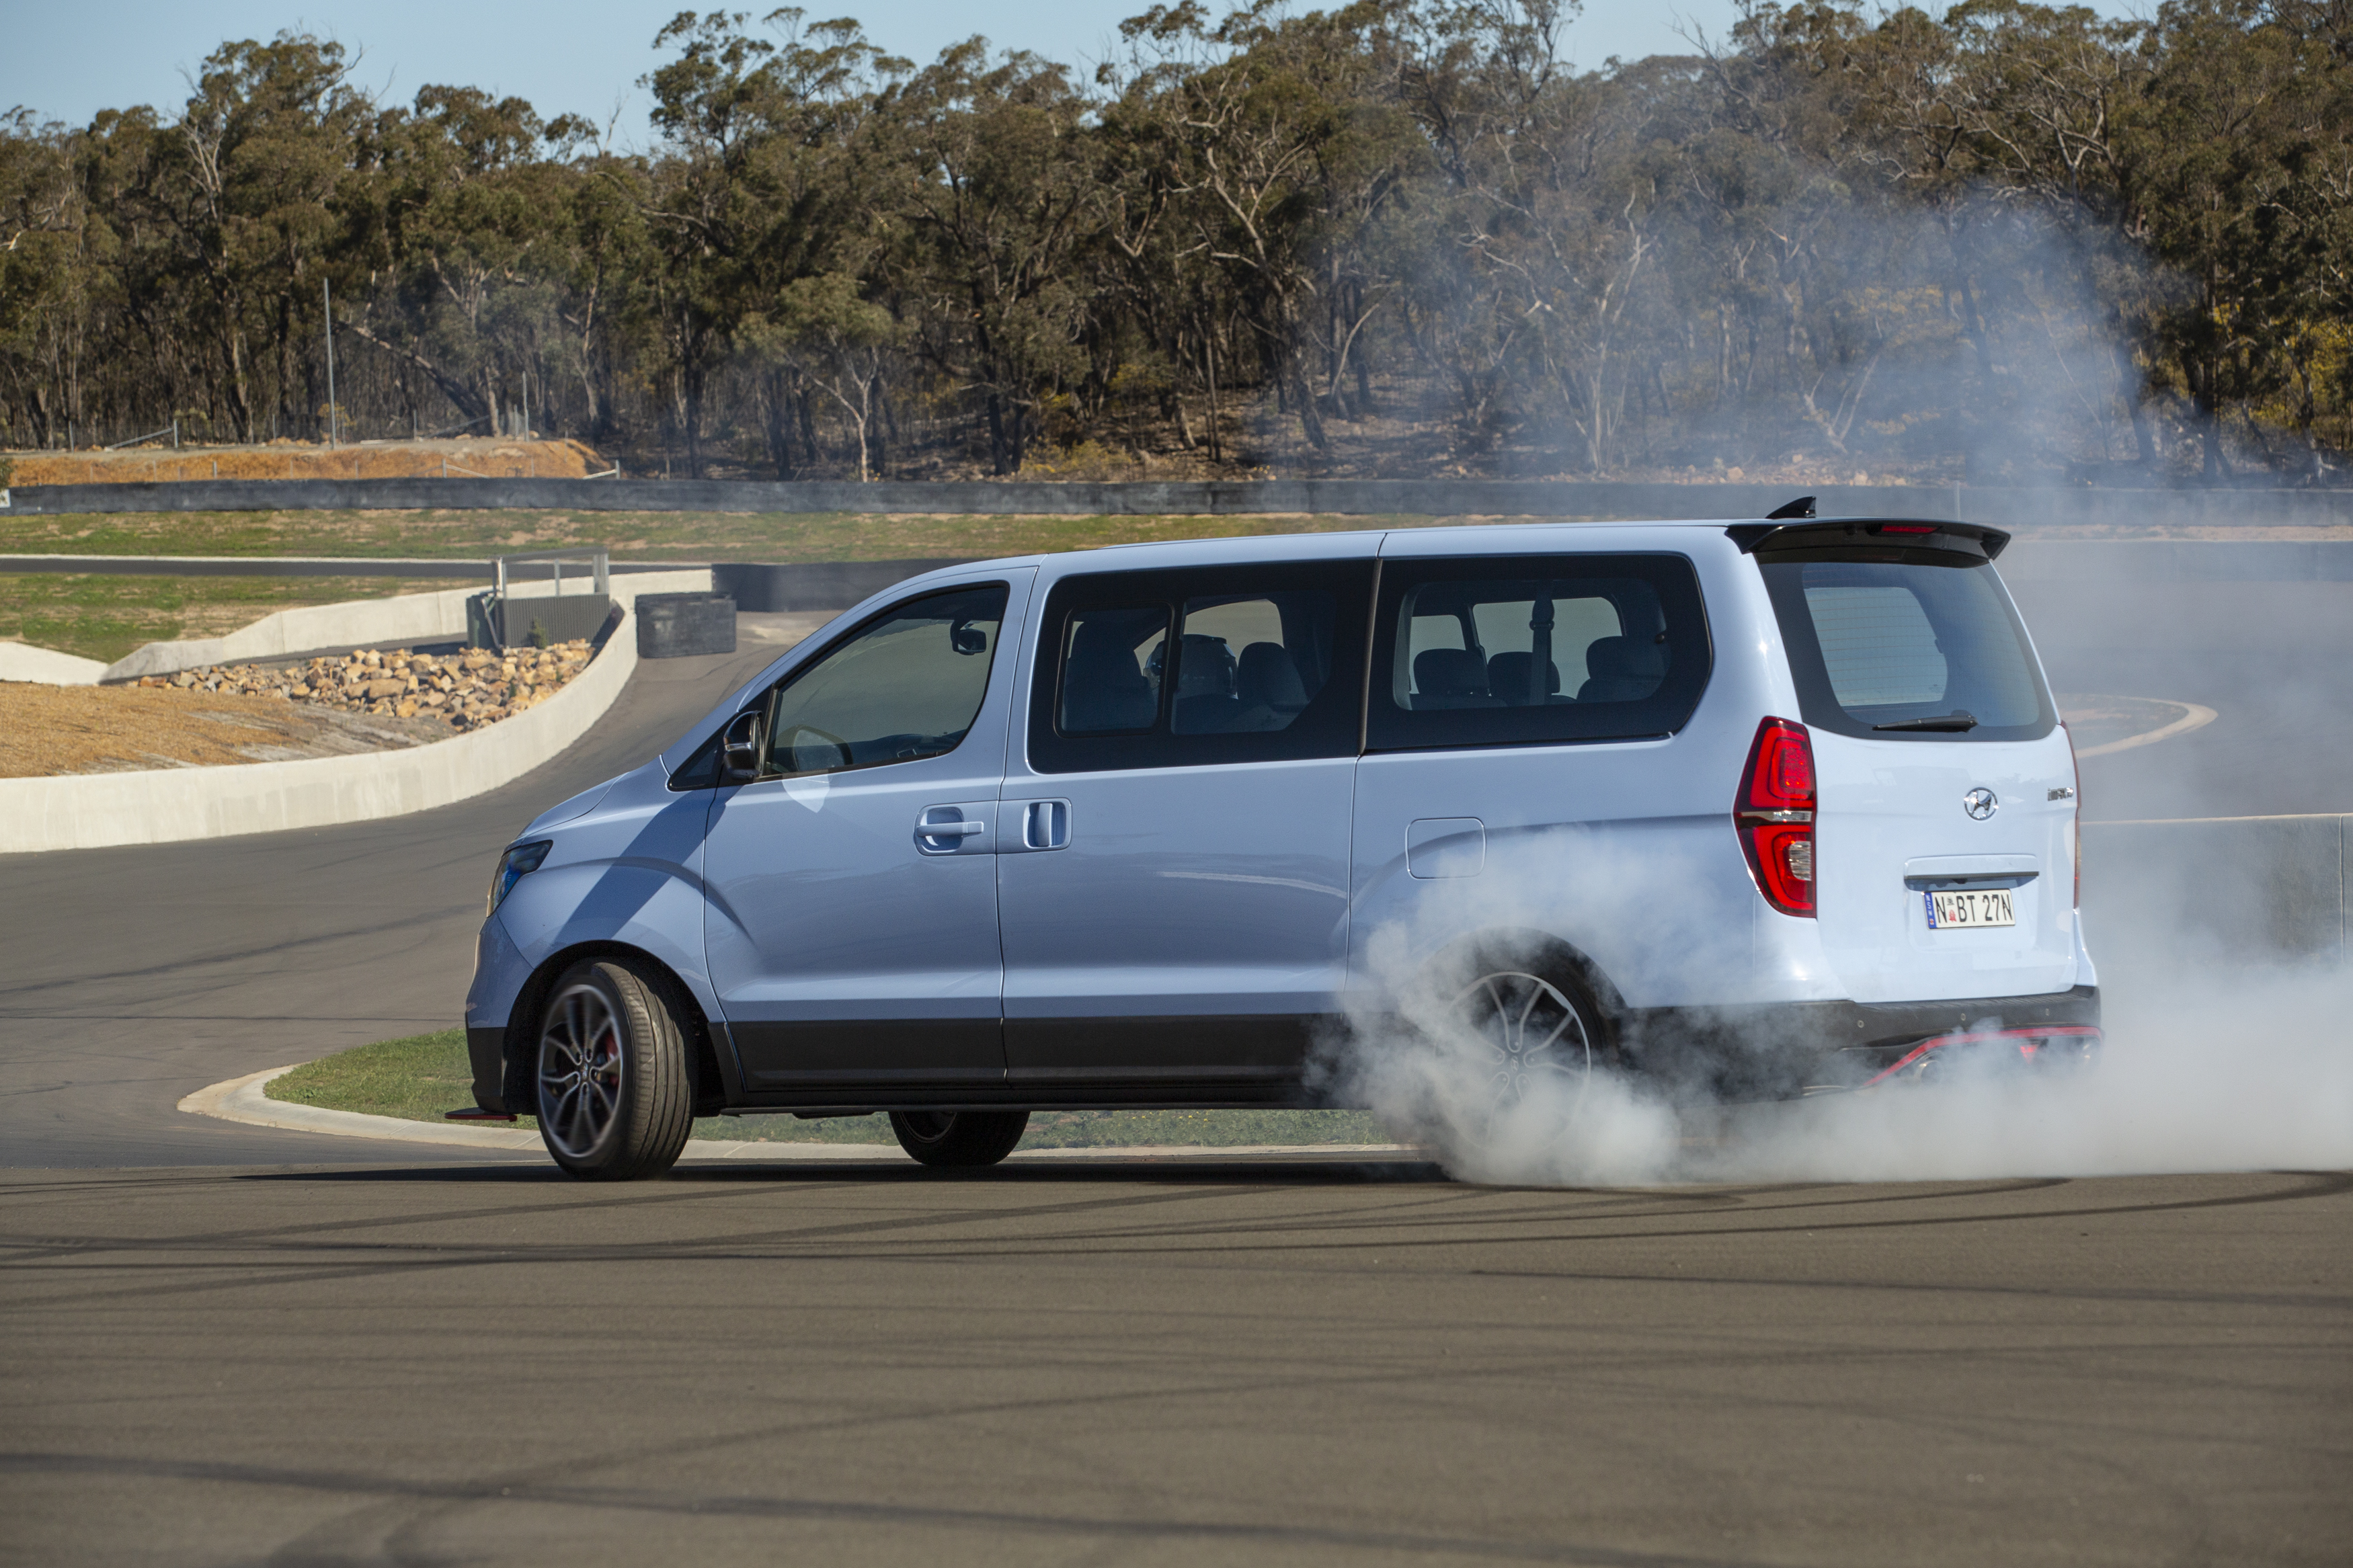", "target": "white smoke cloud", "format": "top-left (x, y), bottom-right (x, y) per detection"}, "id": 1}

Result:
top-left (1322, 854), bottom-right (2353, 1187)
